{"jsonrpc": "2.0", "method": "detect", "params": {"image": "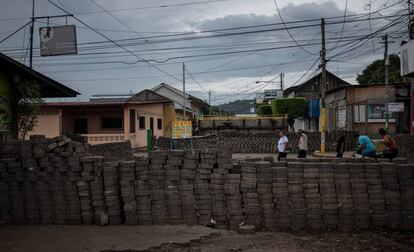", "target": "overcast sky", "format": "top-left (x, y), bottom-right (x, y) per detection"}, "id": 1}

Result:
top-left (0, 0), bottom-right (408, 104)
